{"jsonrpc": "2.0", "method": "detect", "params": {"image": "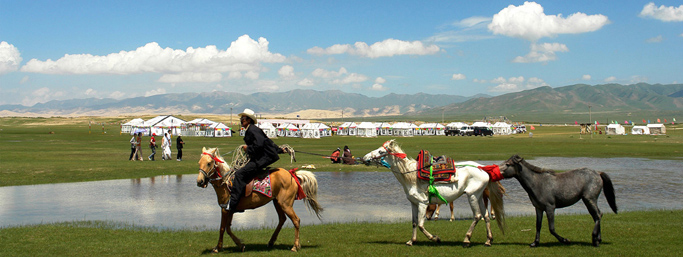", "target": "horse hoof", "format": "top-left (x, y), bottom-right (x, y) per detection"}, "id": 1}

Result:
top-left (529, 242), bottom-right (538, 248)
top-left (239, 245), bottom-right (246, 252)
top-left (268, 241), bottom-right (274, 248)
top-left (405, 241), bottom-right (413, 246)
top-left (462, 242), bottom-right (470, 248)
top-left (561, 239), bottom-right (571, 245)
top-left (433, 236), bottom-right (441, 243)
